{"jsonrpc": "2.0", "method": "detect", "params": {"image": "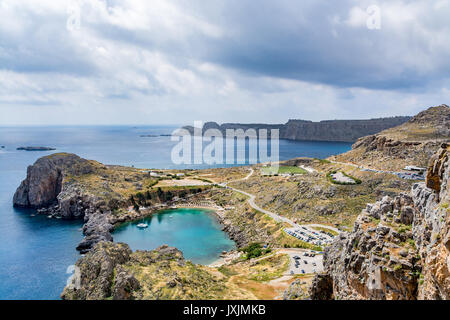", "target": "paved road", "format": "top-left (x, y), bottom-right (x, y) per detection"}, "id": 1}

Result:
top-left (224, 168), bottom-right (340, 244)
